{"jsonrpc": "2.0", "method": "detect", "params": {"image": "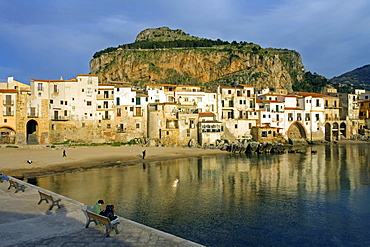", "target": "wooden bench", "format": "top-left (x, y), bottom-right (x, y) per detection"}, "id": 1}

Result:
top-left (7, 180), bottom-right (26, 193)
top-left (38, 191), bottom-right (62, 210)
top-left (85, 210), bottom-right (120, 237)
